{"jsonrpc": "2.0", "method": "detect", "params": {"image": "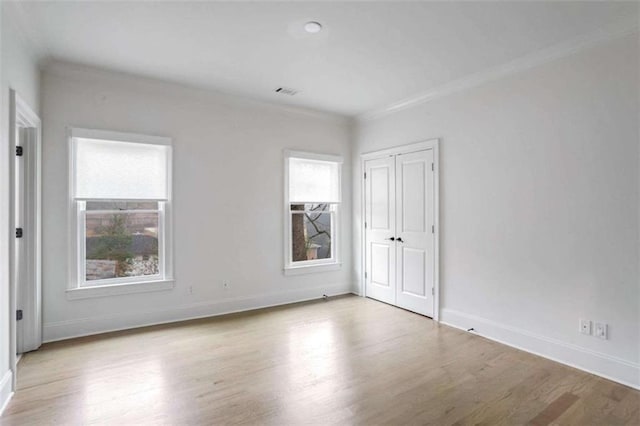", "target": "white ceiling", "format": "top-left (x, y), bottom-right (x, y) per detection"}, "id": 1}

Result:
top-left (13, 1), bottom-right (639, 116)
